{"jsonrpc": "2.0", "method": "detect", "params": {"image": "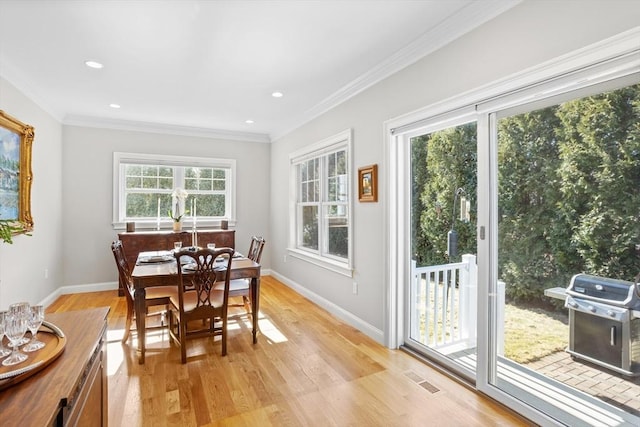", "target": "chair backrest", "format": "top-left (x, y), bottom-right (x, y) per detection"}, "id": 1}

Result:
top-left (247, 236), bottom-right (266, 263)
top-left (174, 247), bottom-right (235, 313)
top-left (111, 240), bottom-right (134, 298)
